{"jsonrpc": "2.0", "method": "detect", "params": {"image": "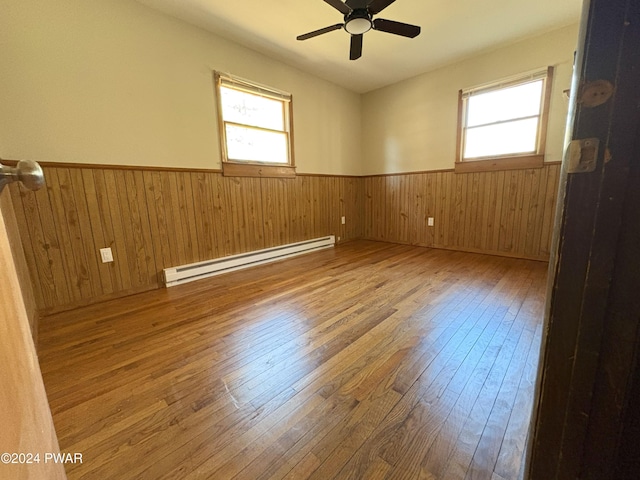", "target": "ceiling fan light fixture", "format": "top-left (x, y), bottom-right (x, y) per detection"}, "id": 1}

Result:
top-left (344, 17), bottom-right (372, 35)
